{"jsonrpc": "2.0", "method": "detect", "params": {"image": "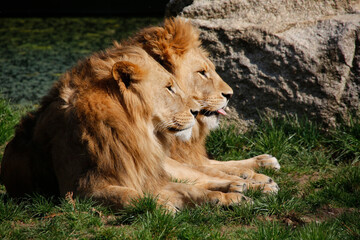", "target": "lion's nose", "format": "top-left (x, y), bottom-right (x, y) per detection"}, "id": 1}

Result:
top-left (190, 110), bottom-right (199, 118)
top-left (222, 92), bottom-right (233, 101)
